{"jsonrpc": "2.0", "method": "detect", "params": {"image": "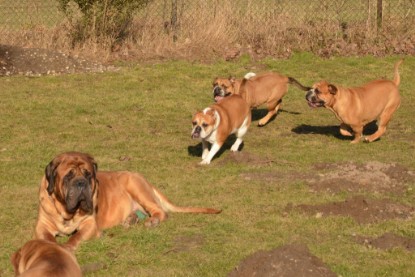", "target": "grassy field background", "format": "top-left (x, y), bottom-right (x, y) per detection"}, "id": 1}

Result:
top-left (0, 53), bottom-right (414, 276)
